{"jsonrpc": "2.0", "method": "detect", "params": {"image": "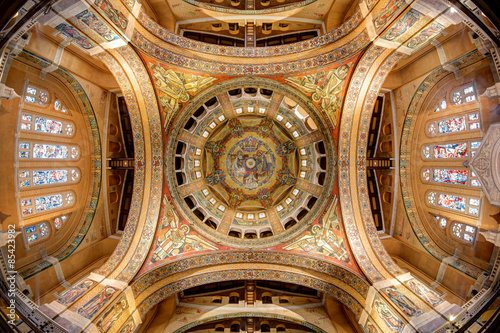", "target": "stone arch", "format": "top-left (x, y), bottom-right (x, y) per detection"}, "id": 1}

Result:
top-left (133, 264), bottom-right (365, 322)
top-left (171, 312), bottom-right (329, 333)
